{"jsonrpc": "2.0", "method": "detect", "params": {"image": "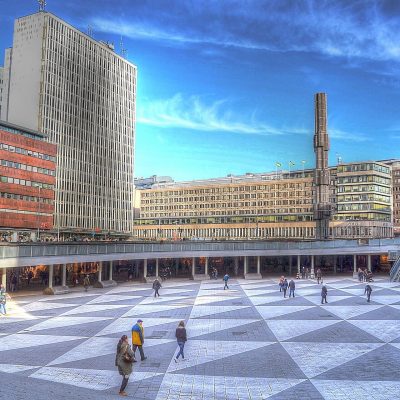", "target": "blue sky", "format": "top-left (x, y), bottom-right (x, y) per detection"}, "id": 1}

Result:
top-left (1, 0), bottom-right (399, 181)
